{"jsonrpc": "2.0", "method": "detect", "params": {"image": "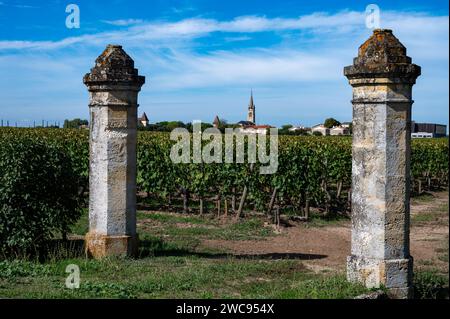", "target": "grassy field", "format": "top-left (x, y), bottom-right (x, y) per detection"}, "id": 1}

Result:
top-left (1, 191), bottom-right (448, 299)
top-left (0, 210), bottom-right (370, 299)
